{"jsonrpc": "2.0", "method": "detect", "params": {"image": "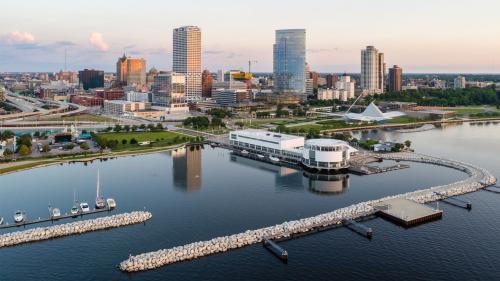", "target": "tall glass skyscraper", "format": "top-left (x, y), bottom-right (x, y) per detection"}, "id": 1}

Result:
top-left (273, 29), bottom-right (306, 95)
top-left (173, 26), bottom-right (202, 101)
